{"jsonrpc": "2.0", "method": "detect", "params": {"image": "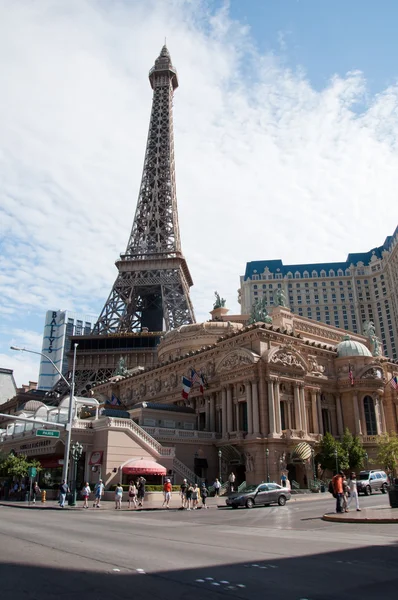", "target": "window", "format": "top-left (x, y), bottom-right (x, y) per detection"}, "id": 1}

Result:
top-left (280, 402), bottom-right (286, 430)
top-left (329, 270), bottom-right (335, 277)
top-left (322, 409), bottom-right (331, 434)
top-left (287, 272), bottom-right (293, 279)
top-left (295, 272), bottom-right (301, 278)
top-left (312, 270), bottom-right (318, 278)
top-left (320, 270), bottom-right (326, 277)
top-left (345, 269), bottom-right (351, 276)
top-left (252, 274), bottom-right (259, 280)
top-left (337, 270), bottom-right (343, 276)
top-left (303, 271), bottom-right (309, 278)
top-left (363, 396), bottom-right (377, 435)
top-left (296, 283), bottom-right (300, 288)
